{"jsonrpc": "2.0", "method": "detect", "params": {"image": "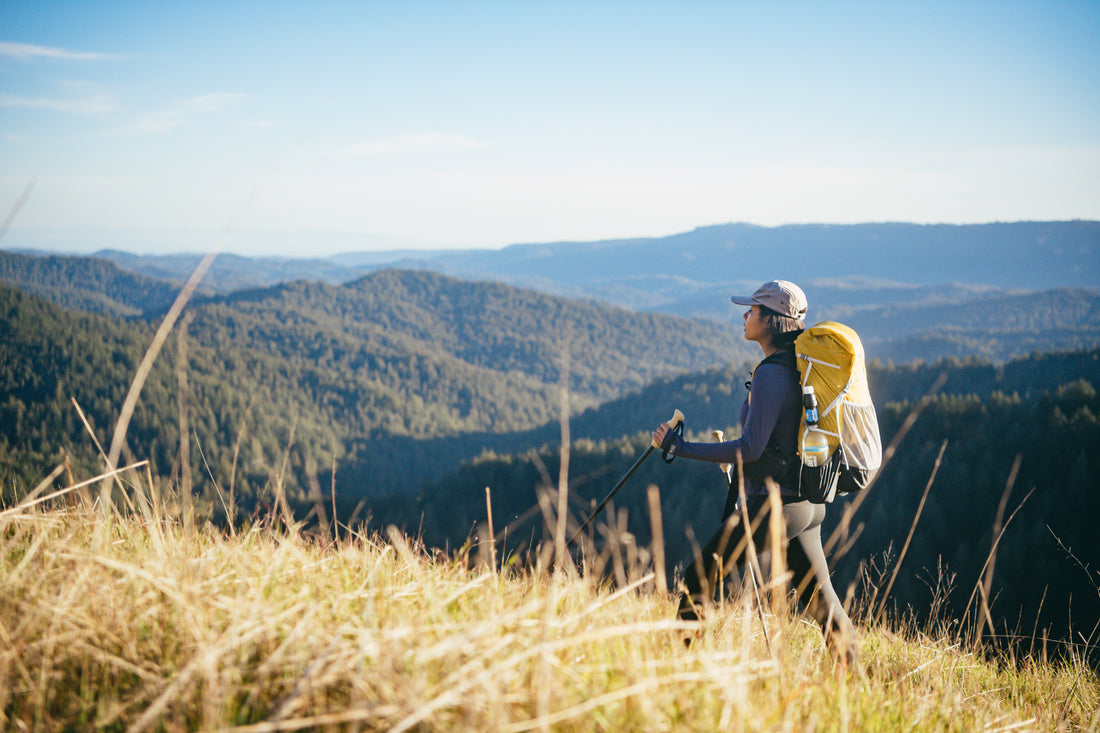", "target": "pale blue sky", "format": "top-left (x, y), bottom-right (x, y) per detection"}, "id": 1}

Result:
top-left (2, 1), bottom-right (1098, 255)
